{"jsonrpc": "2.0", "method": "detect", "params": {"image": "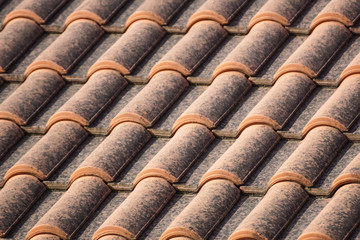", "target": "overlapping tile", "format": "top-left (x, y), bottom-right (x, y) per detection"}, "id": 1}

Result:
top-left (0, 0), bottom-right (359, 239)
